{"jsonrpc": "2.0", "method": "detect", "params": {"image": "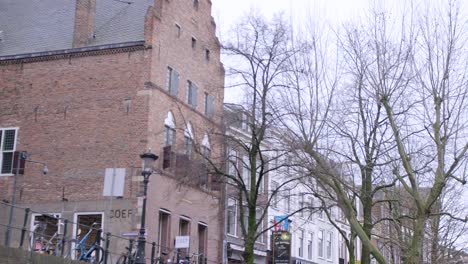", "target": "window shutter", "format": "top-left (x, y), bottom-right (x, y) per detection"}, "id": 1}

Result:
top-left (12, 151), bottom-right (25, 175)
top-left (208, 95), bottom-right (214, 118)
top-left (192, 84), bottom-right (198, 108)
top-left (172, 70), bottom-right (179, 96)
